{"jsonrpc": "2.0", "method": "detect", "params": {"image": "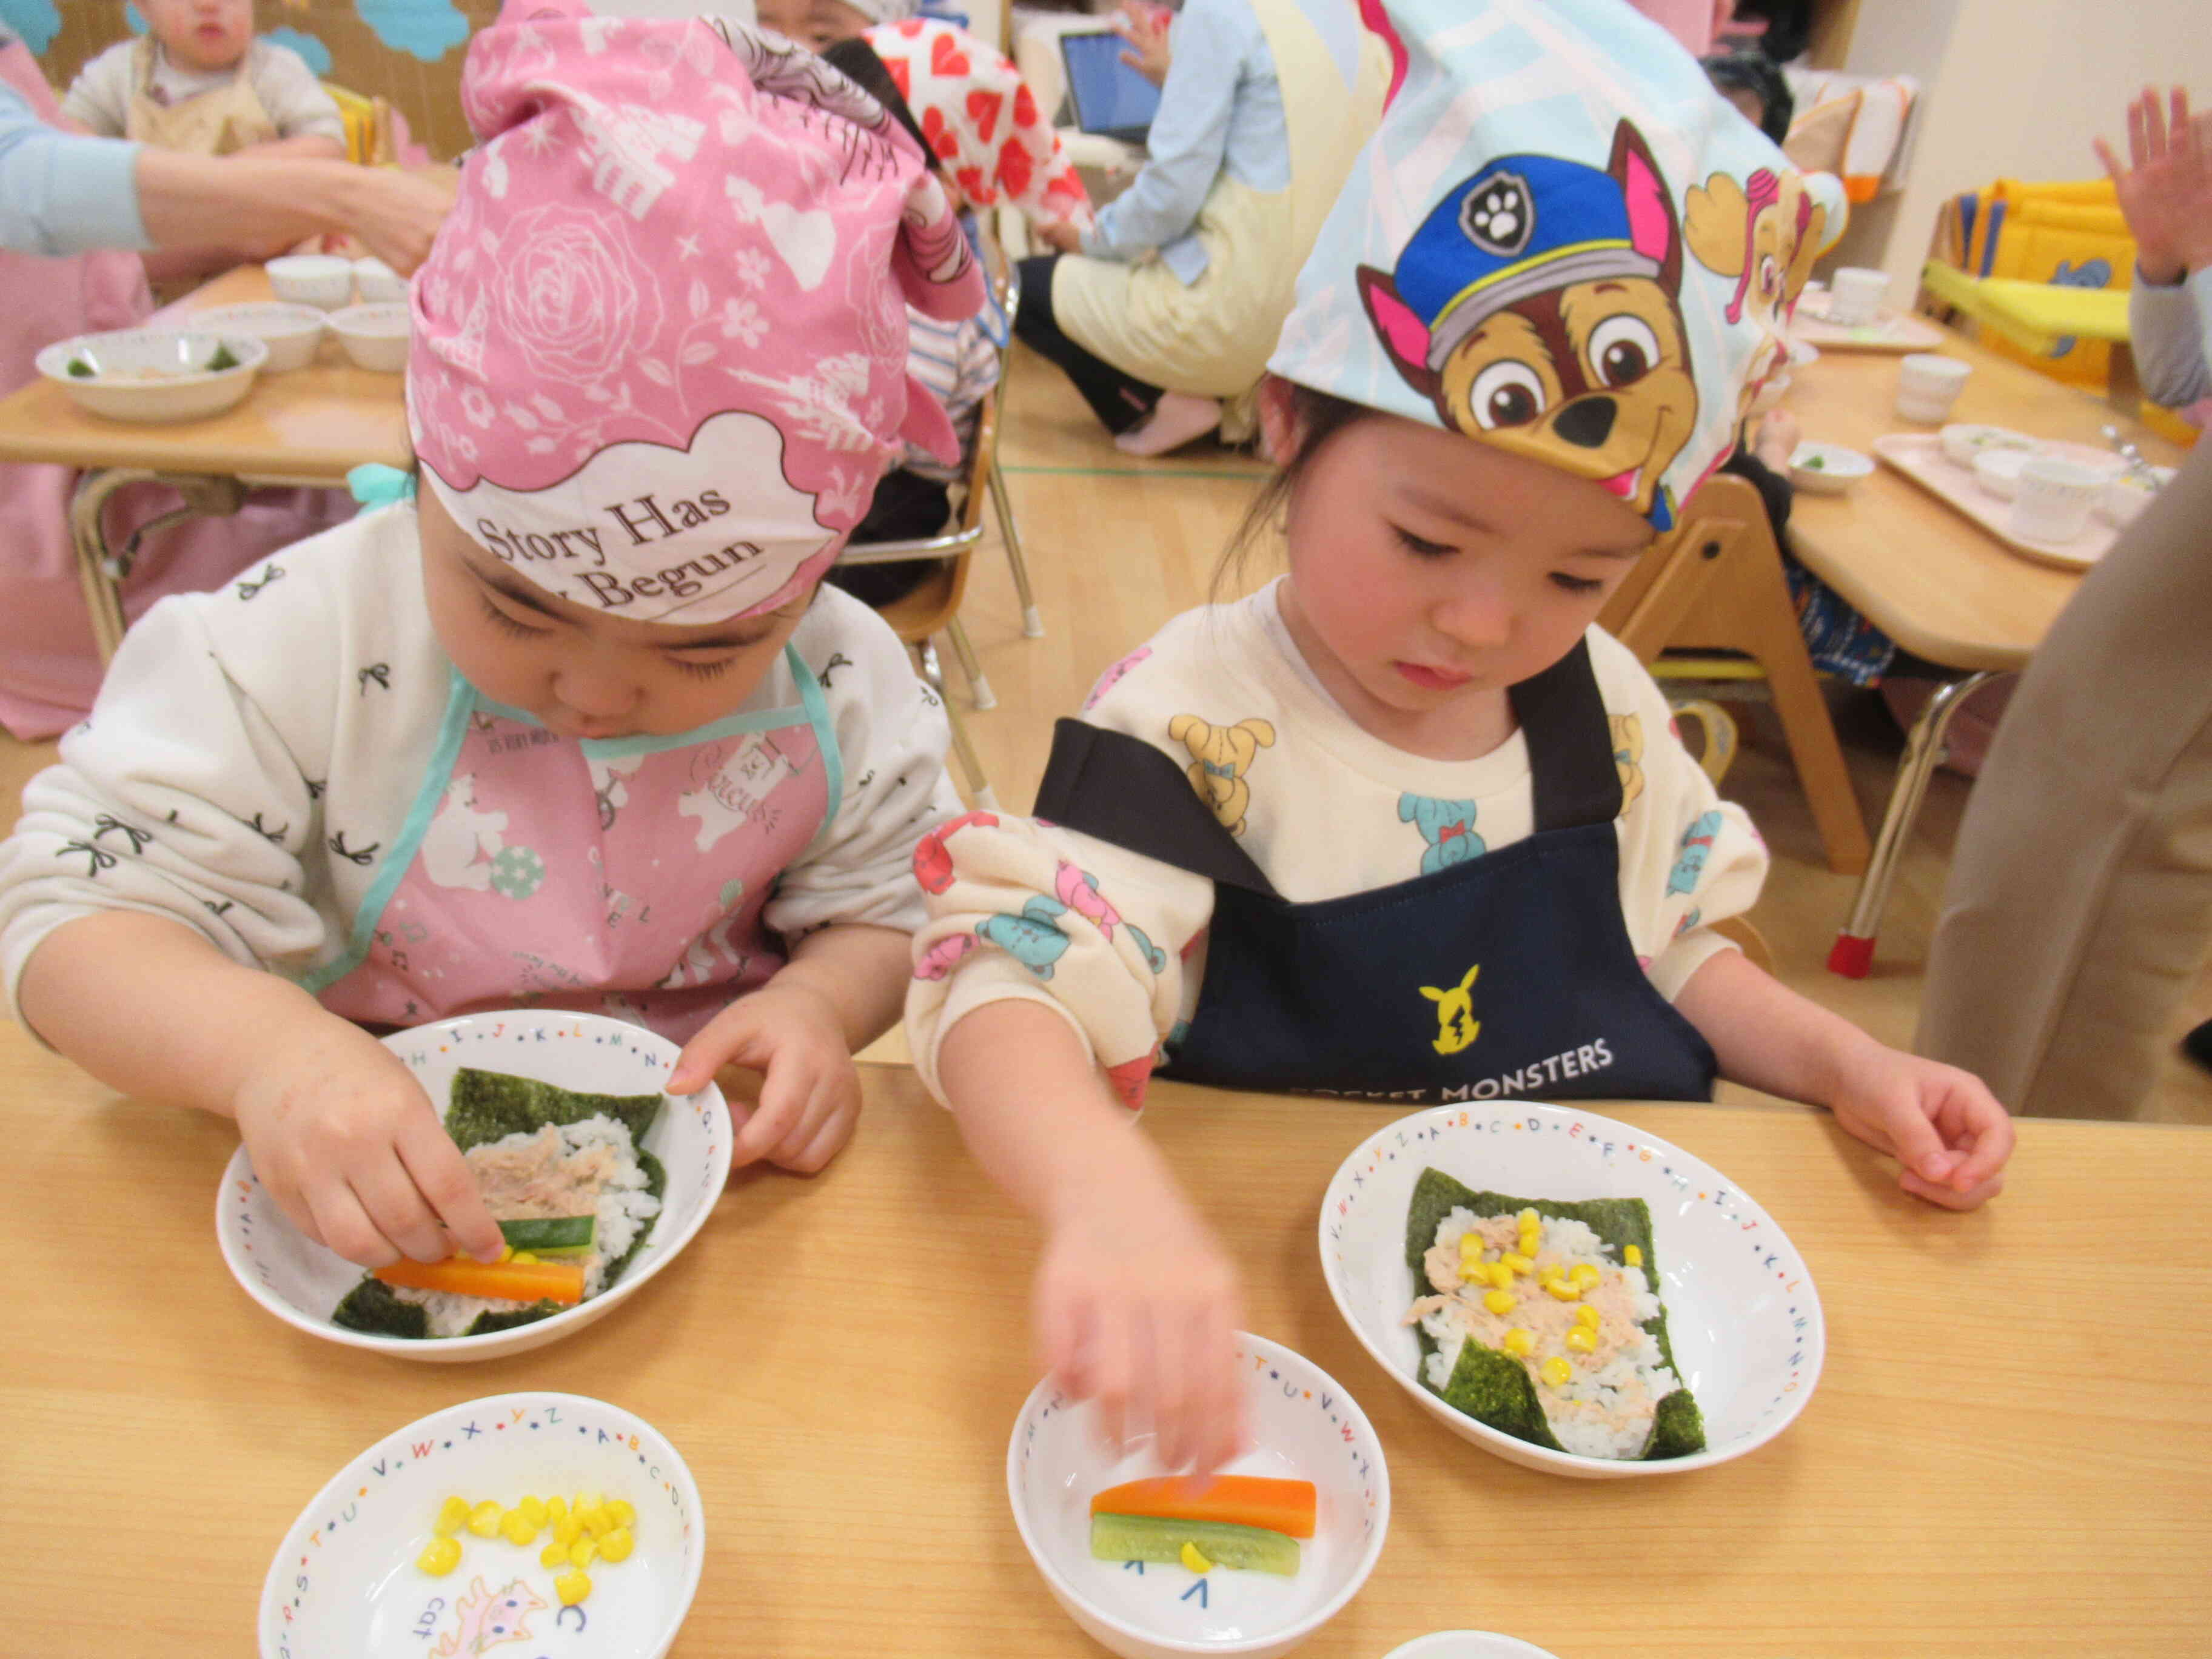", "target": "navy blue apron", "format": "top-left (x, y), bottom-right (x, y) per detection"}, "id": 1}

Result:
top-left (1032, 639), bottom-right (1717, 1104)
